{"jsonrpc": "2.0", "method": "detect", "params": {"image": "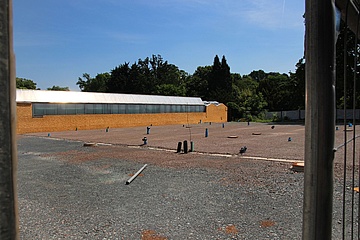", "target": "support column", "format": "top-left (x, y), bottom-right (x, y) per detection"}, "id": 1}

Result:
top-left (0, 0), bottom-right (18, 239)
top-left (303, 0), bottom-right (336, 239)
